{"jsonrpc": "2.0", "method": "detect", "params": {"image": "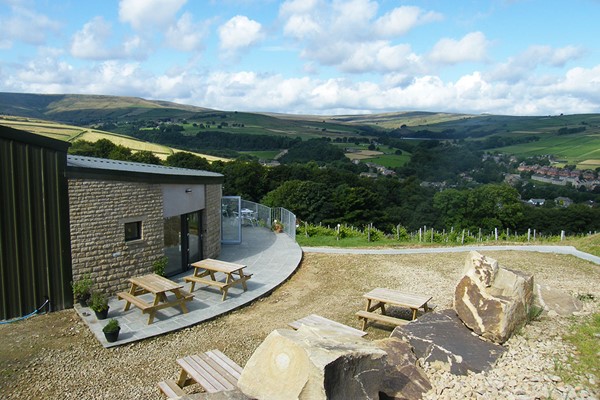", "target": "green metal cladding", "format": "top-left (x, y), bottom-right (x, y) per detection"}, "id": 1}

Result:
top-left (0, 125), bottom-right (73, 320)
